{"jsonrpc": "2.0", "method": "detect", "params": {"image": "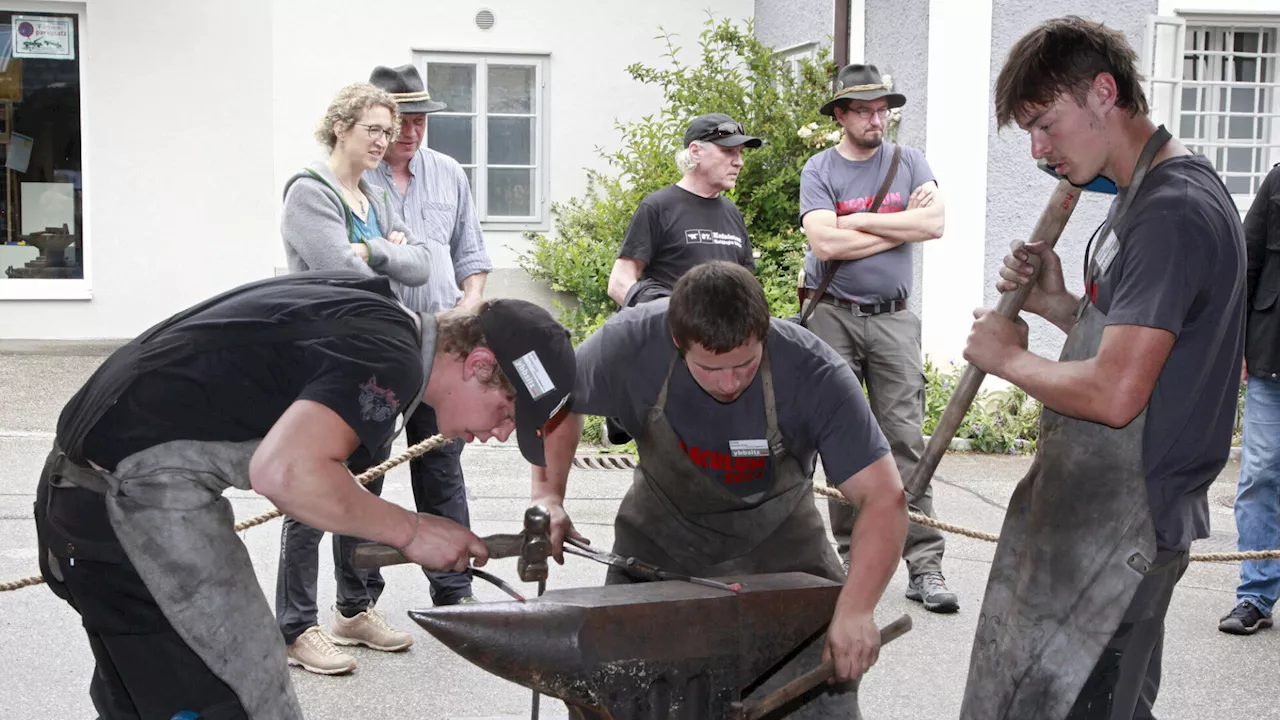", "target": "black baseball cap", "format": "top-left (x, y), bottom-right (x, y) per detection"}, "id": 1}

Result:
top-left (683, 113), bottom-right (764, 149)
top-left (478, 299), bottom-right (576, 466)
